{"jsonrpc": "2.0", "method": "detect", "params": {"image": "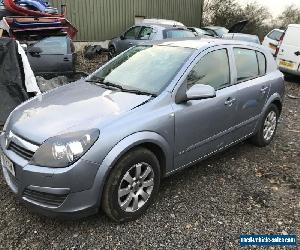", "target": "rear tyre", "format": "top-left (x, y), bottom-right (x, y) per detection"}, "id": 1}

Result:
top-left (251, 104), bottom-right (279, 147)
top-left (102, 147), bottom-right (160, 223)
